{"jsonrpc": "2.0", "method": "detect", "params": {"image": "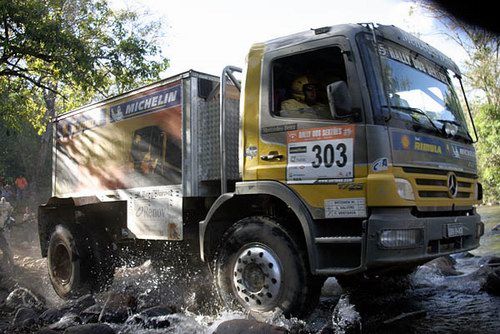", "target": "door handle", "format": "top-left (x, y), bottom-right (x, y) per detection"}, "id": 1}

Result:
top-left (260, 151), bottom-right (284, 161)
